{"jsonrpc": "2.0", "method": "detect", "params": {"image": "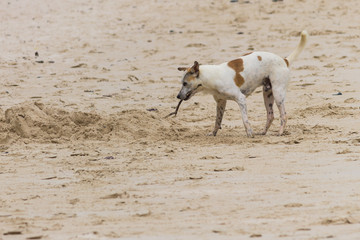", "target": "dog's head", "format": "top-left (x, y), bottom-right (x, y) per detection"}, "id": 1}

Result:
top-left (177, 61), bottom-right (202, 101)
